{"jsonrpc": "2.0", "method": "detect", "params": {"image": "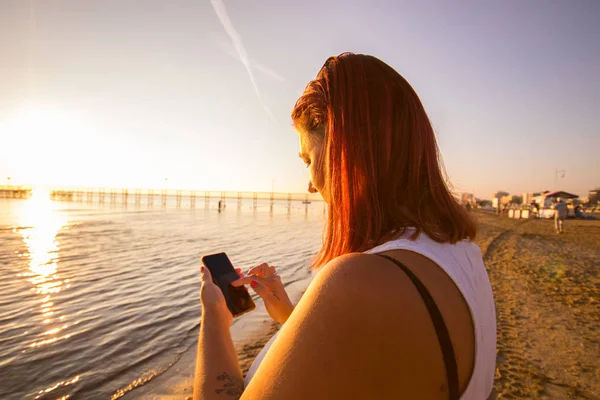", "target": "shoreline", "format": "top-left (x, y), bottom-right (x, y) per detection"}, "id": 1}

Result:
top-left (128, 318), bottom-right (280, 400)
top-left (127, 281), bottom-right (311, 400)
